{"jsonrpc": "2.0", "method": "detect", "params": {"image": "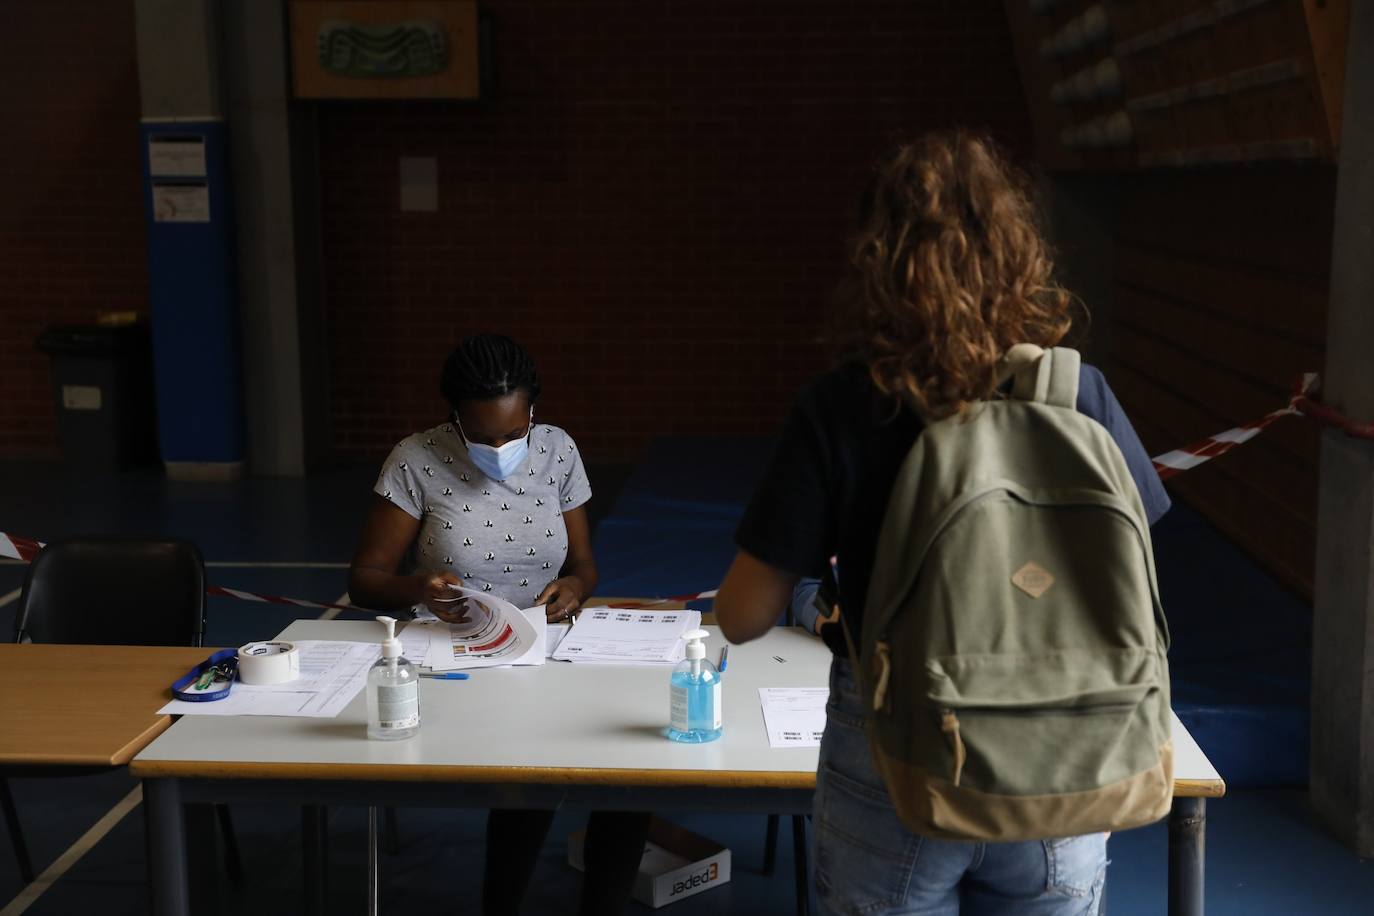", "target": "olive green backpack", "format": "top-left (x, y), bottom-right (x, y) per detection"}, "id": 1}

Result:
top-left (850, 345), bottom-right (1173, 840)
